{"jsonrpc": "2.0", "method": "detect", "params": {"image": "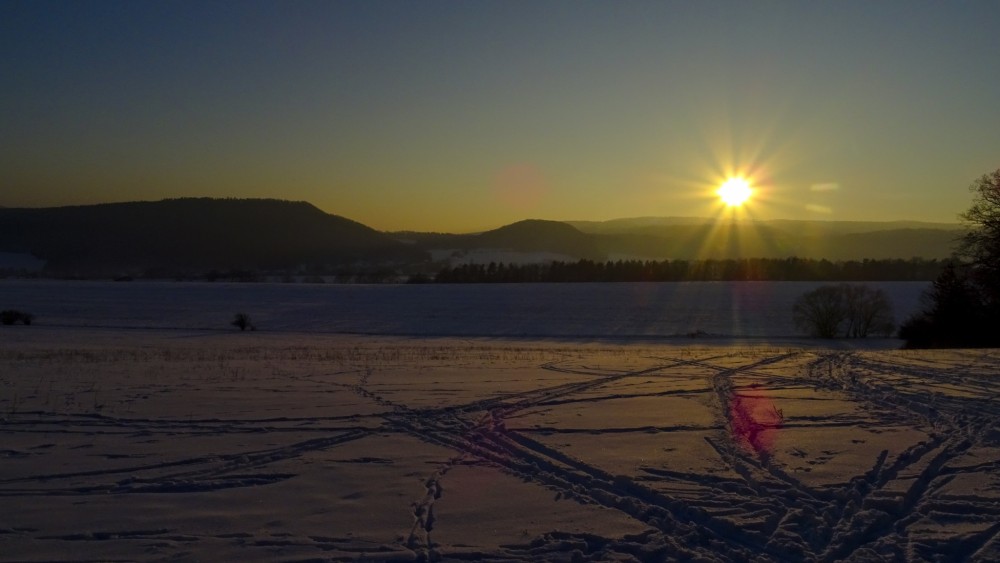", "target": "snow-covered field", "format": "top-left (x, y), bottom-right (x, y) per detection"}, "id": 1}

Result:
top-left (2, 325), bottom-right (999, 561)
top-left (0, 281), bottom-right (992, 561)
top-left (0, 280), bottom-right (928, 339)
